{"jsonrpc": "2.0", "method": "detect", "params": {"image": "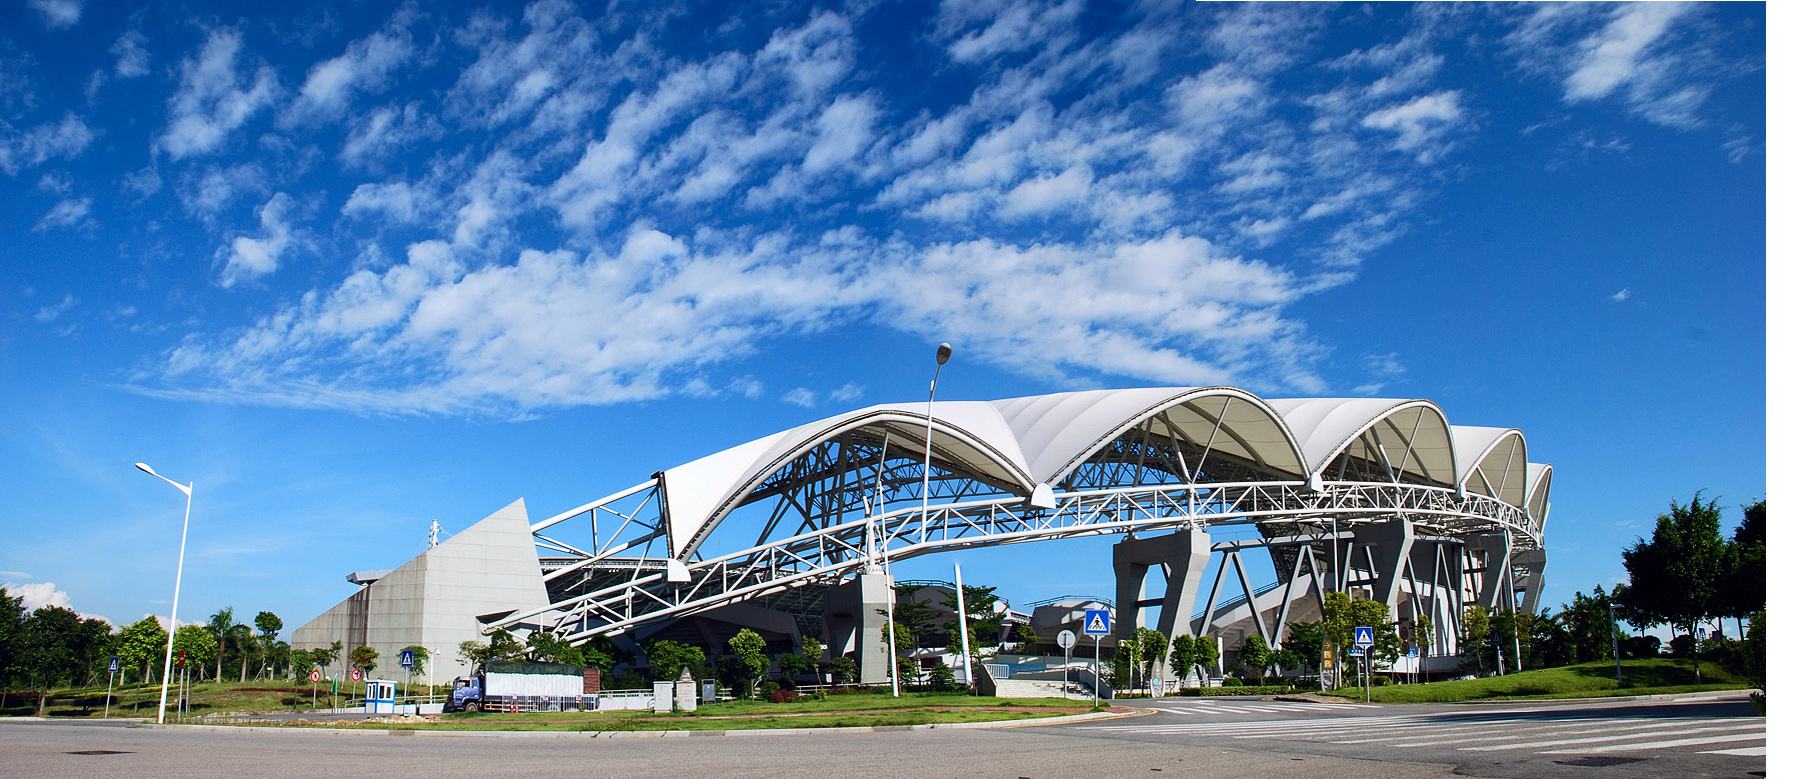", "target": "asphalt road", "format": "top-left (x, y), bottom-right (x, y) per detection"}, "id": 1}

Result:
top-left (0, 693), bottom-right (1763, 778)
top-left (1042, 692), bottom-right (1764, 779)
